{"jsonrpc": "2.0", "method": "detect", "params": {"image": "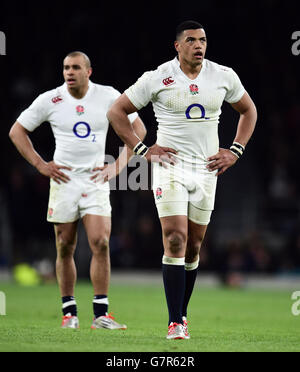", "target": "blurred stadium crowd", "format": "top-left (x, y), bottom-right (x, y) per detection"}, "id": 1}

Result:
top-left (0, 1), bottom-right (300, 283)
